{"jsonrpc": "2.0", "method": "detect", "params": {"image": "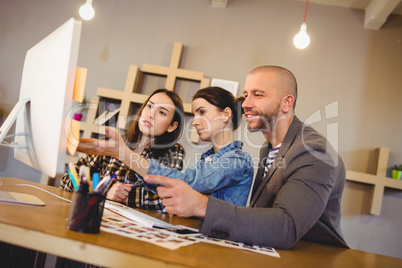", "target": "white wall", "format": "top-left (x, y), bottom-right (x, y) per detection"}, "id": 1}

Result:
top-left (0, 0), bottom-right (401, 259)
